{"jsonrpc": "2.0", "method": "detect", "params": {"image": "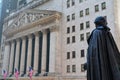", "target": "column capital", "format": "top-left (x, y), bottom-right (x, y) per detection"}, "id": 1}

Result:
top-left (28, 34), bottom-right (33, 38)
top-left (10, 39), bottom-right (15, 43)
top-left (50, 25), bottom-right (59, 32)
top-left (34, 31), bottom-right (39, 36)
top-left (16, 38), bottom-right (21, 42)
top-left (21, 36), bottom-right (27, 40)
top-left (41, 29), bottom-right (48, 34)
top-left (5, 41), bottom-right (10, 45)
